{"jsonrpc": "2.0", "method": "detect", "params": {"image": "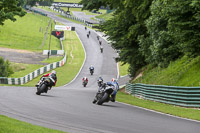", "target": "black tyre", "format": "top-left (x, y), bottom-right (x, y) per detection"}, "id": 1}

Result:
top-left (36, 84), bottom-right (46, 95)
top-left (92, 99), bottom-right (97, 104)
top-left (97, 92), bottom-right (109, 105)
top-left (36, 92), bottom-right (40, 95)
